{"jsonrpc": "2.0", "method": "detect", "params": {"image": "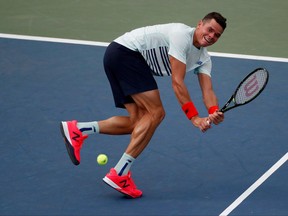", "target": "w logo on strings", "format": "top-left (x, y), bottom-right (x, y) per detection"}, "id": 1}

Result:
top-left (244, 74), bottom-right (259, 97)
